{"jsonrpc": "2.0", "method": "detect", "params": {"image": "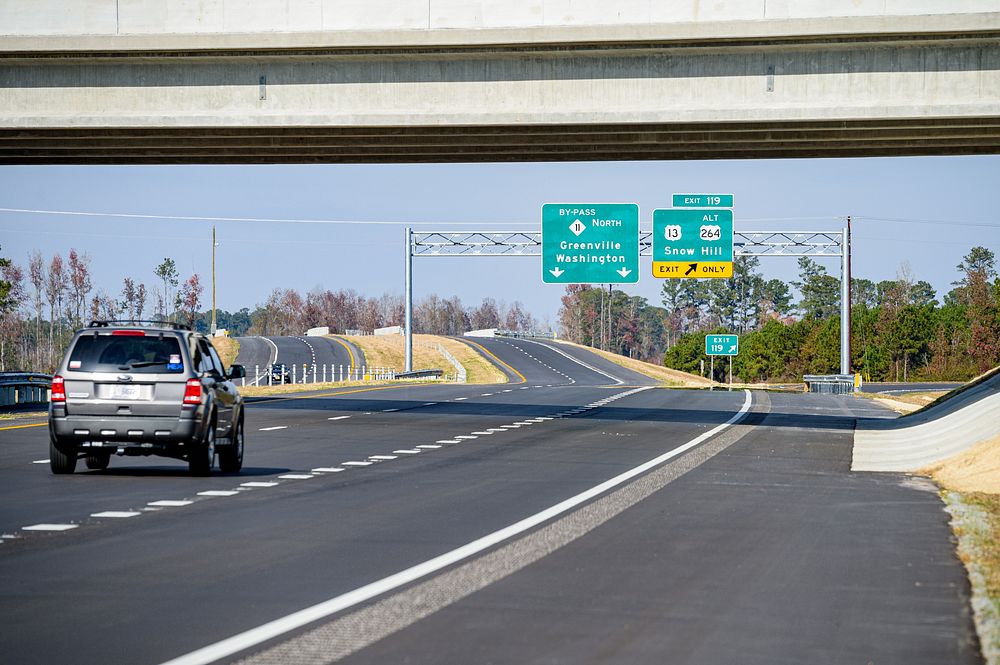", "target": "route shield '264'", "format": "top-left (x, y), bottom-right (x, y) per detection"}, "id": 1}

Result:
top-left (652, 208), bottom-right (734, 279)
top-left (542, 203), bottom-right (639, 284)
